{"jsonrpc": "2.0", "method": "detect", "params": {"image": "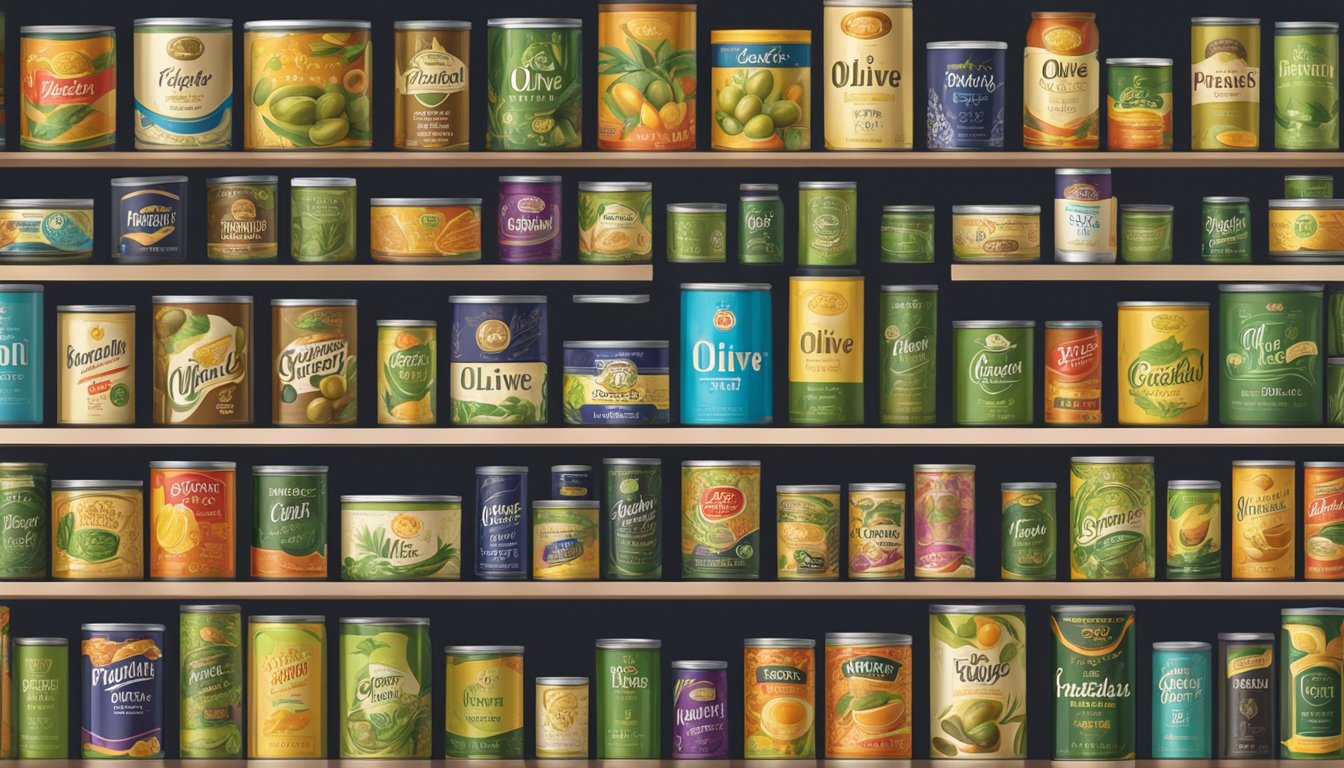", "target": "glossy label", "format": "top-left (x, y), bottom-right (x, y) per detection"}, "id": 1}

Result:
top-left (245, 28), bottom-right (371, 149)
top-left (1191, 24), bottom-right (1260, 149)
top-left (680, 287), bottom-right (772, 425)
top-left (824, 5), bottom-right (911, 149)
top-left (341, 501), bottom-right (461, 580)
top-left (681, 464), bottom-right (760, 578)
top-left (251, 471), bottom-right (327, 579)
top-left (1051, 609), bottom-right (1136, 759)
top-left (826, 642), bottom-right (911, 757)
top-left (1166, 487), bottom-right (1221, 580)
top-left (339, 622), bottom-right (431, 758)
top-left (744, 645), bottom-right (814, 757)
top-left (394, 27), bottom-right (469, 150)
top-left (377, 324), bottom-right (436, 425)
top-left (929, 609), bottom-right (1028, 758)
top-left (134, 27), bottom-right (232, 148)
top-left (848, 488), bottom-right (904, 579)
top-left (20, 31), bottom-right (116, 150)
top-left (913, 468), bottom-right (975, 579)
top-left (53, 487), bottom-right (143, 580)
top-left (1117, 304), bottom-right (1208, 424)
top-left (776, 489), bottom-right (840, 579)
top-left (1281, 611), bottom-right (1344, 758)
top-left (597, 8), bottom-right (696, 150)
top-left (789, 276), bottom-right (863, 424)
top-left (450, 300), bottom-right (547, 425)
top-left (486, 26), bottom-right (581, 150)
top-left (445, 651), bottom-right (523, 757)
top-left (180, 609), bottom-right (242, 757)
top-left (82, 627), bottom-right (163, 758)
top-left (1305, 465), bottom-right (1344, 579)
top-left (1069, 460), bottom-right (1155, 580)
top-left (248, 620), bottom-right (325, 758)
top-left (1002, 487), bottom-right (1056, 580)
top-left (1232, 464), bottom-right (1295, 579)
top-left (150, 467), bottom-right (236, 579)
